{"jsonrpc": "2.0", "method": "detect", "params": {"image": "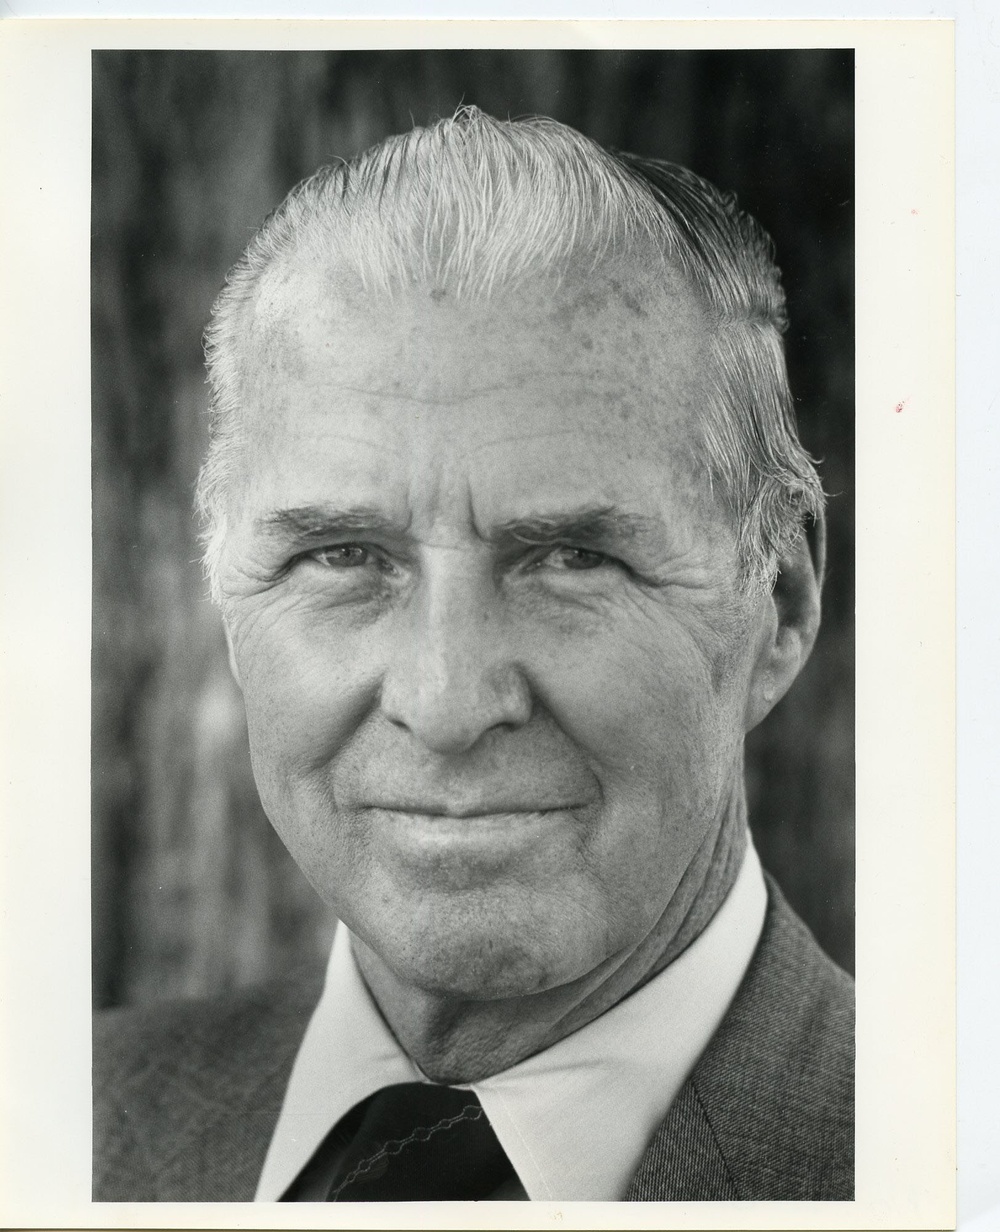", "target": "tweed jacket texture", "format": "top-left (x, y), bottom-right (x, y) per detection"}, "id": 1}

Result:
top-left (93, 878), bottom-right (854, 1202)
